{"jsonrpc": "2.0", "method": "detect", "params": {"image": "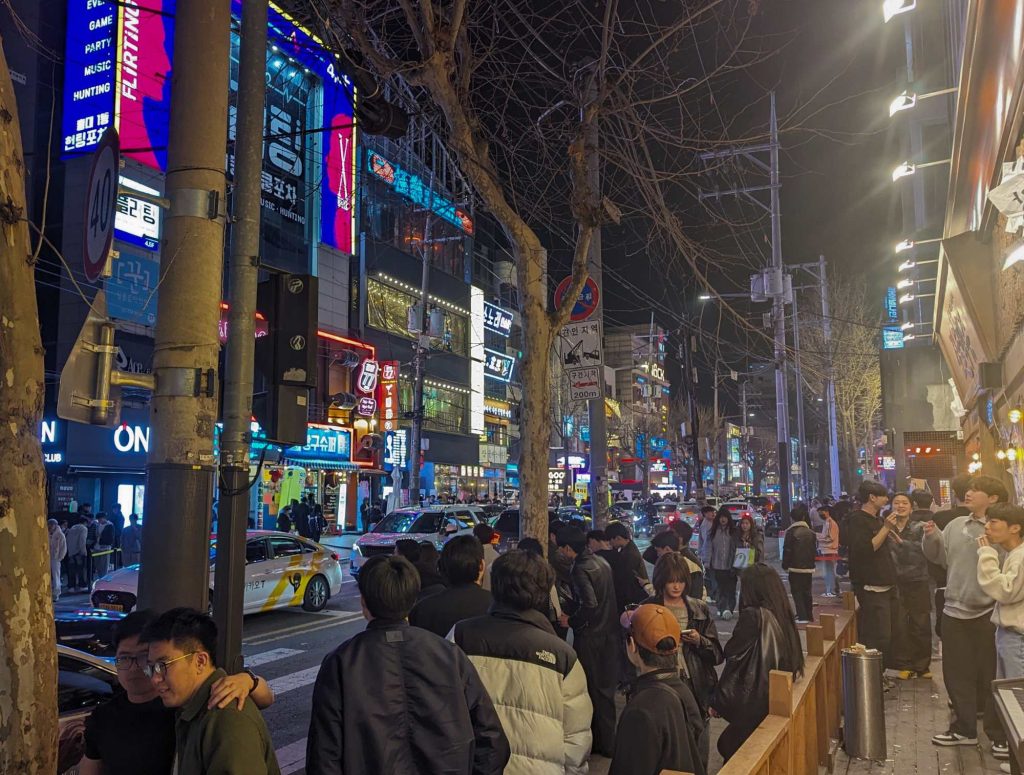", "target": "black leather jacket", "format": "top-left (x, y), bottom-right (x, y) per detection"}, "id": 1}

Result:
top-left (643, 594), bottom-right (724, 715)
top-left (306, 619), bottom-right (510, 775)
top-left (566, 549), bottom-right (619, 636)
